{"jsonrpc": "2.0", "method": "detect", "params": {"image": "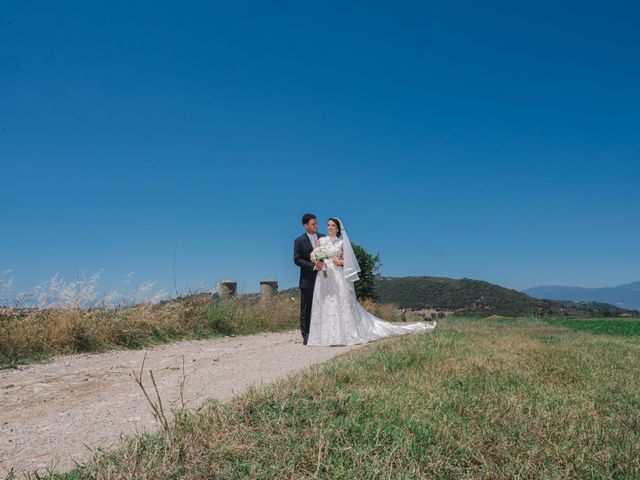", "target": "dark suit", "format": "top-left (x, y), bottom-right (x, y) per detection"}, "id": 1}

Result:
top-left (294, 232), bottom-right (324, 344)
